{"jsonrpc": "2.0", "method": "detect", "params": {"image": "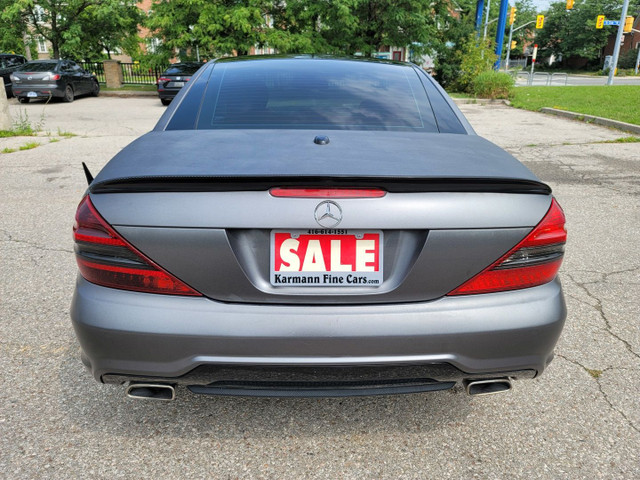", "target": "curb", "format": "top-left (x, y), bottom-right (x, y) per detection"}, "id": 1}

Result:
top-left (540, 108), bottom-right (640, 135)
top-left (99, 90), bottom-right (157, 98)
top-left (453, 98), bottom-right (511, 106)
